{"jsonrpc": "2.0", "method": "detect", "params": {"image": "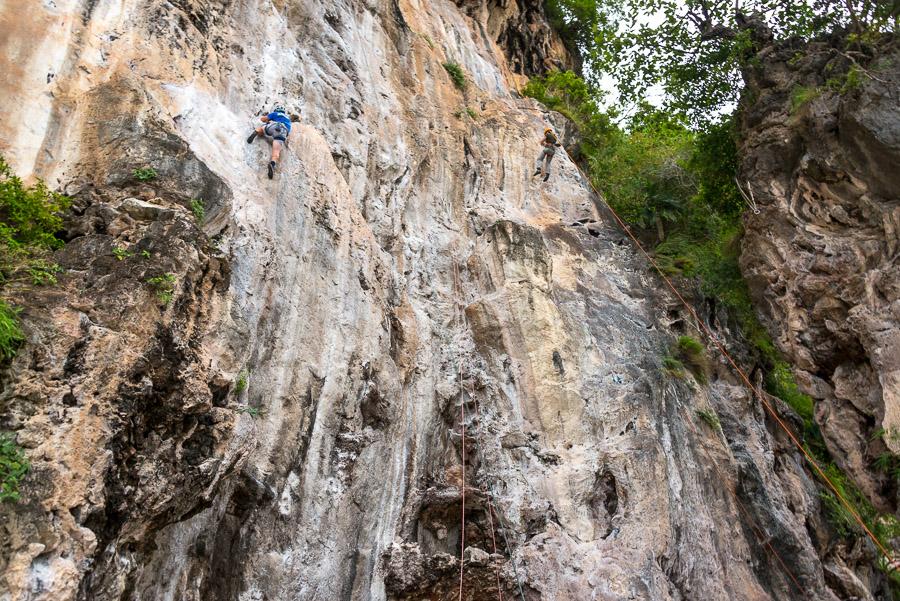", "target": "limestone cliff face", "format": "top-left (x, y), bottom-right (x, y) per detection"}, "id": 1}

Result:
top-left (0, 2), bottom-right (889, 600)
top-left (738, 36), bottom-right (900, 513)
